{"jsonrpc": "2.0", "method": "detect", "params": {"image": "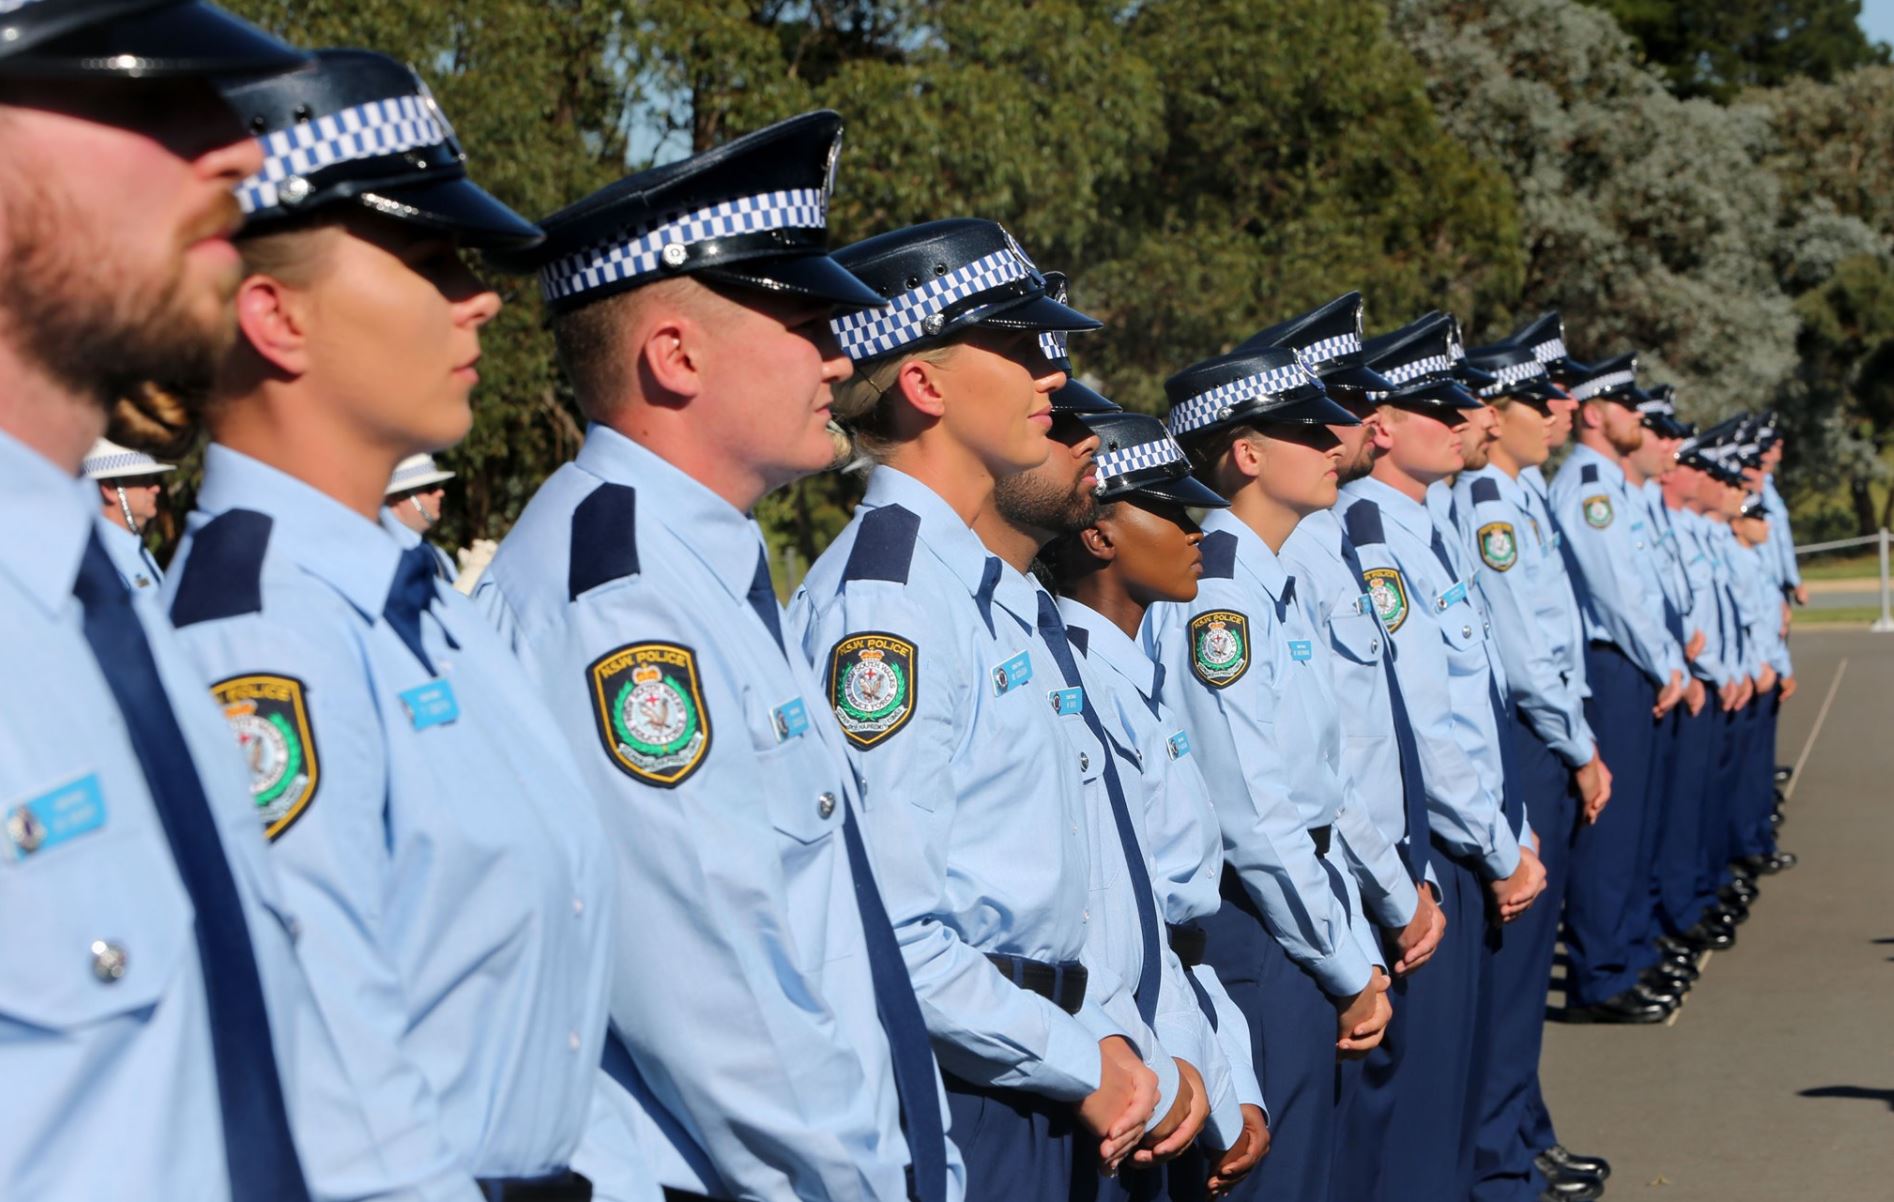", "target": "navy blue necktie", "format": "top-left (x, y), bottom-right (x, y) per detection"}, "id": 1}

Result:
top-left (1340, 533), bottom-right (1432, 880)
top-left (743, 554), bottom-right (945, 1202)
top-left (1428, 524), bottom-right (1459, 580)
top-left (384, 543), bottom-right (456, 675)
top-left (1035, 591), bottom-right (1162, 1025)
top-left (72, 532), bottom-right (312, 1202)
